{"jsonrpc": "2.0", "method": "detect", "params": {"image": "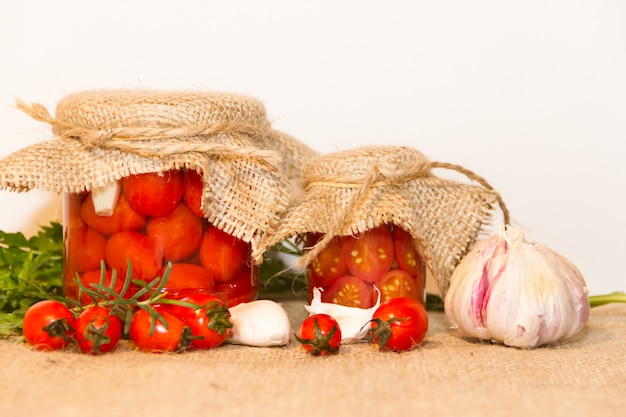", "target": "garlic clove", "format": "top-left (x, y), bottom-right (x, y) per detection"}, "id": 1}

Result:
top-left (444, 232), bottom-right (505, 340)
top-left (227, 299), bottom-right (291, 347)
top-left (91, 180), bottom-right (121, 216)
top-left (304, 287), bottom-right (381, 343)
